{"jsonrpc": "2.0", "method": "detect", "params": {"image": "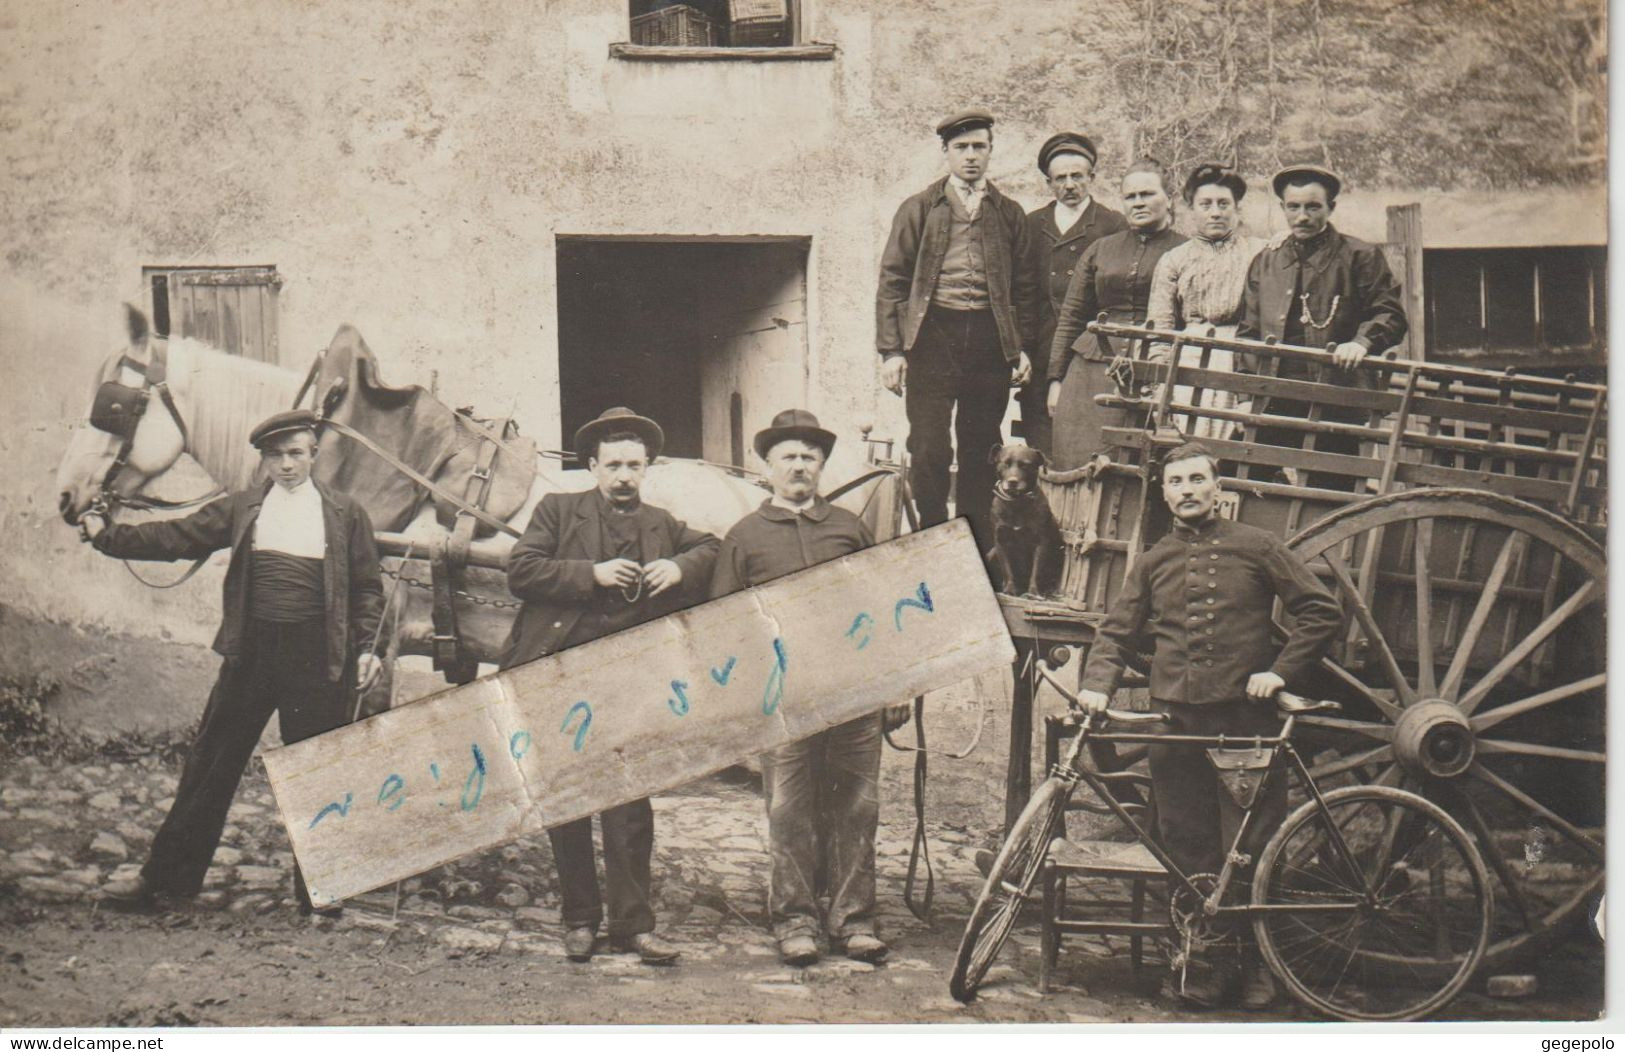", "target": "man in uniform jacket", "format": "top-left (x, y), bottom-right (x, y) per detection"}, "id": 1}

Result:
top-left (876, 108), bottom-right (1043, 545)
top-left (1024, 132), bottom-right (1127, 455)
top-left (500, 407), bottom-right (718, 965)
top-left (1237, 163), bottom-right (1408, 488)
top-left (710, 409), bottom-right (908, 969)
top-left (1077, 441), bottom-right (1342, 1010)
top-left (81, 410), bottom-right (384, 911)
